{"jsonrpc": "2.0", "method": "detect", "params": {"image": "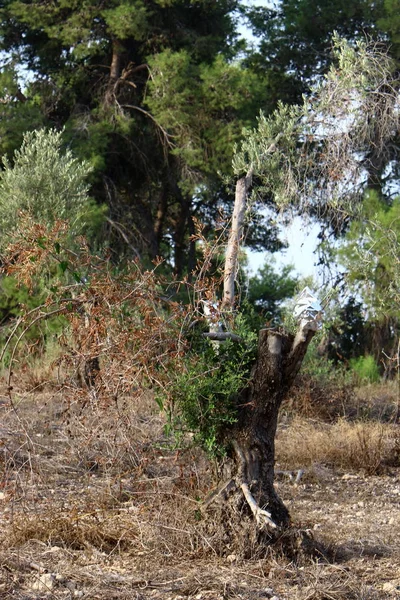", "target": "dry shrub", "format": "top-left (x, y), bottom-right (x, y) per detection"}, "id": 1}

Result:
top-left (0, 387), bottom-right (216, 562)
top-left (285, 377), bottom-right (400, 424)
top-left (354, 381), bottom-right (400, 422)
top-left (6, 486), bottom-right (211, 561)
top-left (10, 511), bottom-right (139, 552)
top-left (276, 417), bottom-right (398, 474)
top-left (283, 375), bottom-right (355, 422)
